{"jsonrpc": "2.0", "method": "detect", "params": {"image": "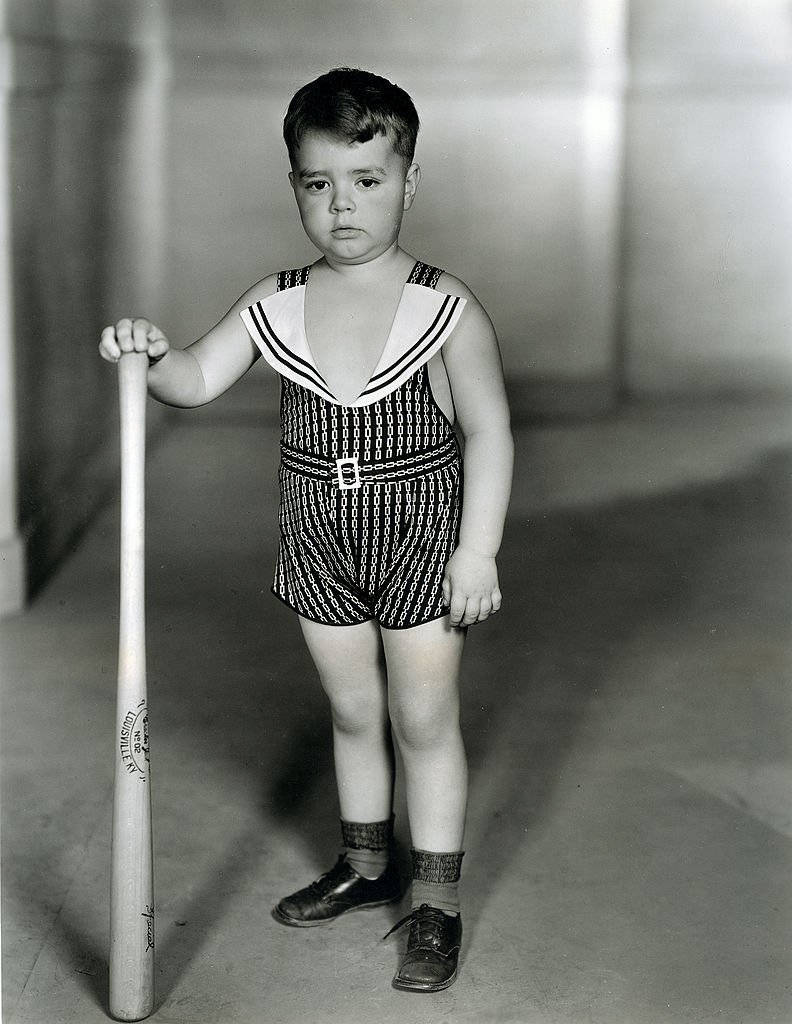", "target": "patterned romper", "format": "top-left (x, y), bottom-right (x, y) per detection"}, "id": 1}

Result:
top-left (239, 261), bottom-right (467, 629)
